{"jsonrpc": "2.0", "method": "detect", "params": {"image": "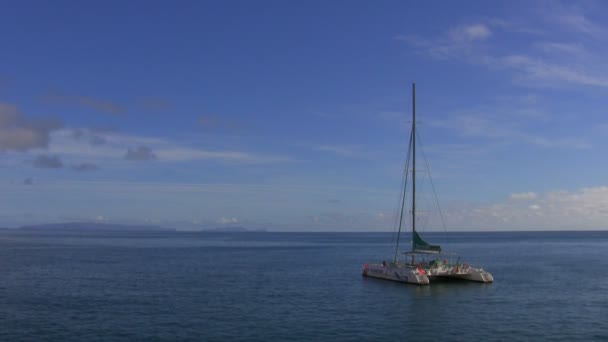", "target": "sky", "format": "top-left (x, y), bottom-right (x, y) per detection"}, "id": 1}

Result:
top-left (1, 0), bottom-right (607, 231)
